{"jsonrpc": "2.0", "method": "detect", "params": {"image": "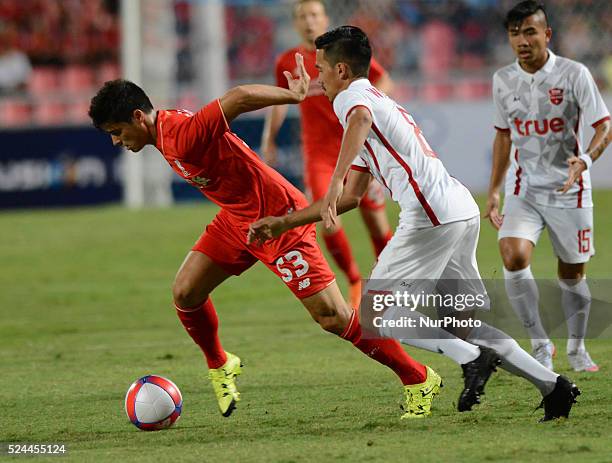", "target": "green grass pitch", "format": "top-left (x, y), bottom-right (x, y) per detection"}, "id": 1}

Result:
top-left (2, 192), bottom-right (612, 462)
